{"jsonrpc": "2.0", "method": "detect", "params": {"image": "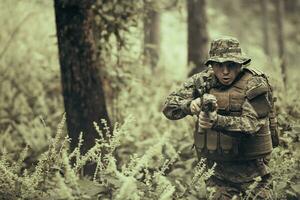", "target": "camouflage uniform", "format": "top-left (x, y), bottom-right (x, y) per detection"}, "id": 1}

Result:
top-left (163, 37), bottom-right (278, 200)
